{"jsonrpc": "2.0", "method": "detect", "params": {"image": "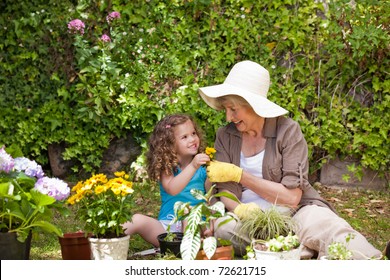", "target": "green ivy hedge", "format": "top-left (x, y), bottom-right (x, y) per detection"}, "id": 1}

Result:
top-left (0, 0), bottom-right (388, 183)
